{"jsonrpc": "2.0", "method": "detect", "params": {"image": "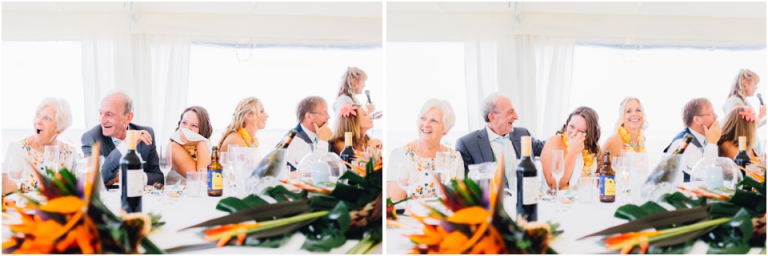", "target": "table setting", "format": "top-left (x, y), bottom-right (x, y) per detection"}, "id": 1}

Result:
top-left (2, 142), bottom-right (383, 254)
top-left (386, 152), bottom-right (766, 254)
